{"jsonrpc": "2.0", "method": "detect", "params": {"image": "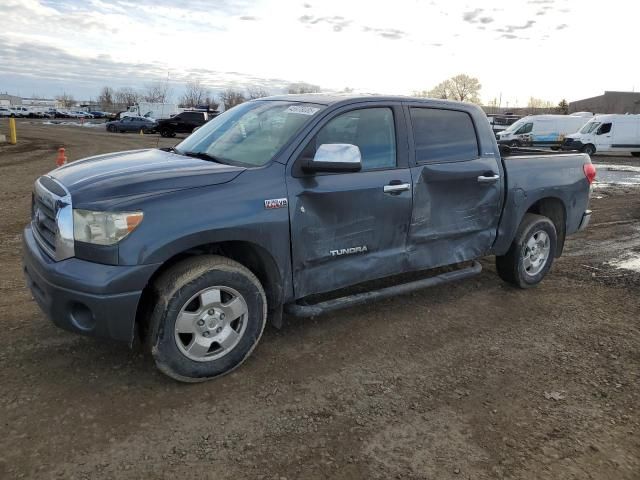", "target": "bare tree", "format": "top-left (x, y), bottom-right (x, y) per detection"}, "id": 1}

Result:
top-left (98, 86), bottom-right (114, 109)
top-left (246, 86), bottom-right (270, 100)
top-left (114, 87), bottom-right (140, 106)
top-left (202, 95), bottom-right (220, 111)
top-left (417, 74), bottom-right (482, 103)
top-left (287, 82), bottom-right (321, 94)
top-left (180, 79), bottom-right (210, 108)
top-left (527, 97), bottom-right (555, 109)
top-left (142, 81), bottom-right (171, 103)
top-left (55, 93), bottom-right (75, 108)
top-left (219, 89), bottom-right (247, 110)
